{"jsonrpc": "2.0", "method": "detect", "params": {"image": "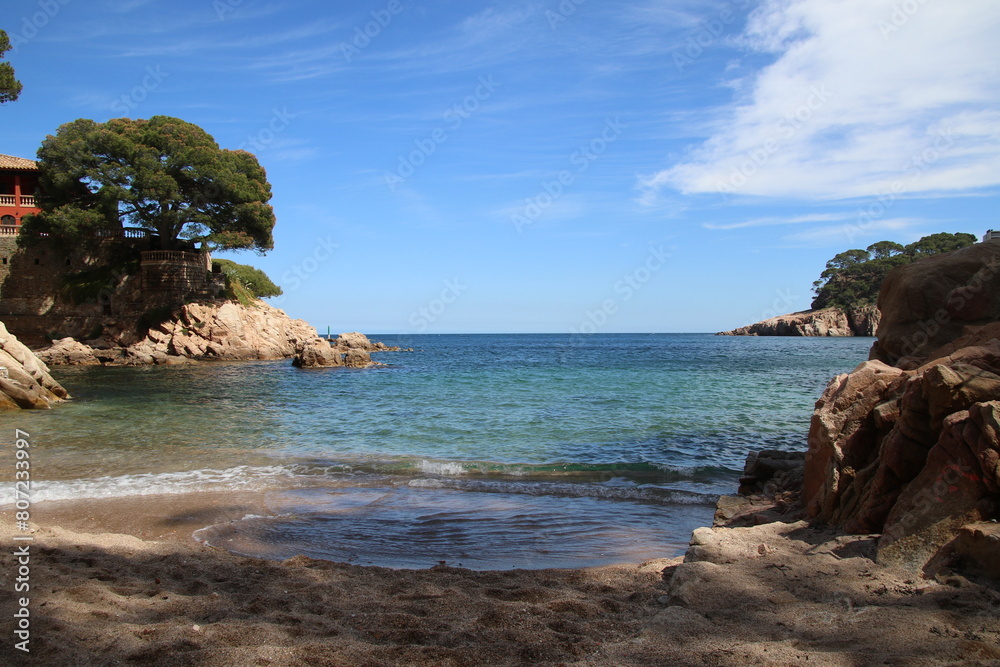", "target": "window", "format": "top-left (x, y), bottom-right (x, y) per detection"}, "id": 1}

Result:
top-left (0, 215), bottom-right (15, 226)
